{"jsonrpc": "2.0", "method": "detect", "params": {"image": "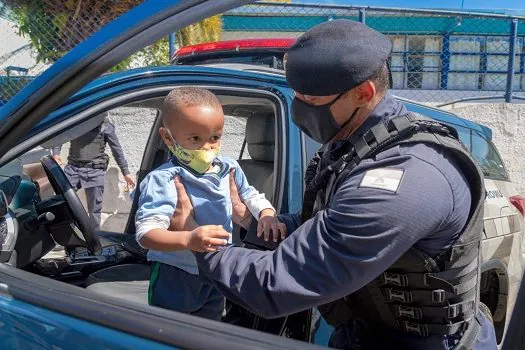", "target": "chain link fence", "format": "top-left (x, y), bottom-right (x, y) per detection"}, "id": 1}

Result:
top-left (220, 3), bottom-right (525, 105)
top-left (1, 1), bottom-right (525, 107)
